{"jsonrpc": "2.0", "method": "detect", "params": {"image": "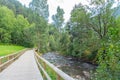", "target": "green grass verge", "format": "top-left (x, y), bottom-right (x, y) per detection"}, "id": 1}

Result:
top-left (38, 59), bottom-right (64, 80)
top-left (0, 44), bottom-right (25, 57)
